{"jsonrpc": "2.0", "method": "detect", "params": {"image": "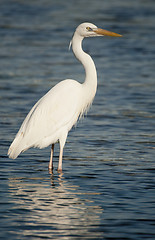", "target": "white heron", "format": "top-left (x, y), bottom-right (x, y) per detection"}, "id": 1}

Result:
top-left (8, 22), bottom-right (122, 171)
